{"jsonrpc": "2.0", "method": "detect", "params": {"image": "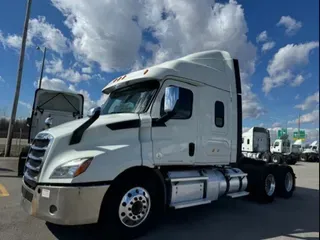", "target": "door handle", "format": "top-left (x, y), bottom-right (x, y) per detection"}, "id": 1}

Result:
top-left (189, 142), bottom-right (195, 157)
